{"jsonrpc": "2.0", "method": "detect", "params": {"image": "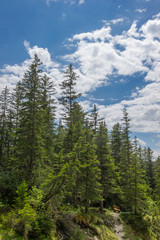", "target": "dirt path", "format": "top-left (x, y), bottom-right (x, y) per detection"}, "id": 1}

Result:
top-left (111, 212), bottom-right (124, 240)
